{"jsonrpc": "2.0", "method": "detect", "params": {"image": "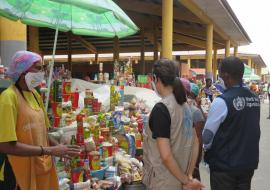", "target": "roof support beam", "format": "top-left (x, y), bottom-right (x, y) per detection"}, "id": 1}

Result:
top-left (71, 35), bottom-right (97, 53)
top-left (144, 31), bottom-right (161, 51)
top-left (41, 44), bottom-right (200, 56)
top-left (179, 0), bottom-right (237, 46)
top-left (116, 0), bottom-right (202, 24)
top-left (174, 33), bottom-right (206, 49)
